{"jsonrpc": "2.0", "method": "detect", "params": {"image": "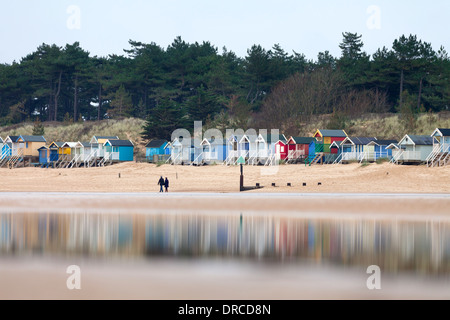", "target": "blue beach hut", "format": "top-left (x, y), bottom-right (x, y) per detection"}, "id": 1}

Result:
top-left (38, 146), bottom-right (50, 165)
top-left (104, 139), bottom-right (134, 162)
top-left (145, 139), bottom-right (169, 162)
